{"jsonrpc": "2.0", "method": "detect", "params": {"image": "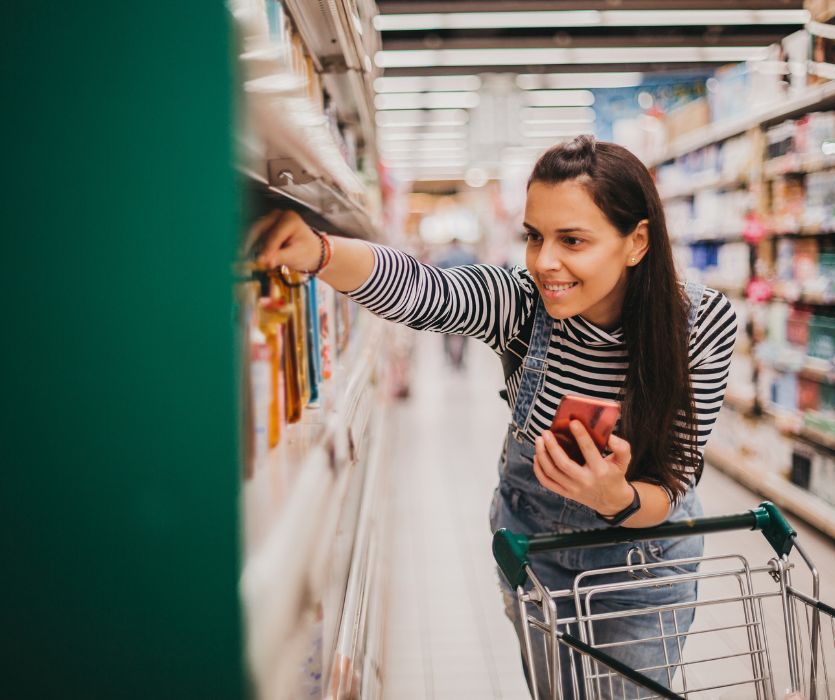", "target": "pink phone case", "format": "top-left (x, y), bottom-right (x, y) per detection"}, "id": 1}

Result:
top-left (550, 395), bottom-right (621, 464)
